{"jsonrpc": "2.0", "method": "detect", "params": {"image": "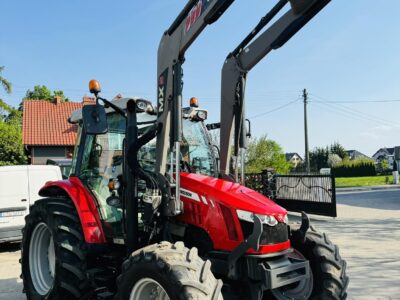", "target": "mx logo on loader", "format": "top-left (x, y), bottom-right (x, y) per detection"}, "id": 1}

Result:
top-left (158, 69), bottom-right (168, 114)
